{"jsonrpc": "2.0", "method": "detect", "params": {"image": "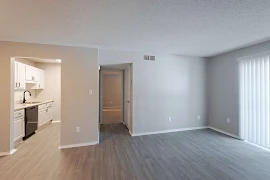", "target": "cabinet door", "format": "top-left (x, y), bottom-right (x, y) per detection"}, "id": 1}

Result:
top-left (25, 65), bottom-right (32, 81)
top-left (33, 68), bottom-right (38, 82)
top-left (18, 62), bottom-right (26, 89)
top-left (14, 62), bottom-right (18, 89)
top-left (37, 69), bottom-right (45, 89)
top-left (47, 107), bottom-right (52, 121)
top-left (38, 109), bottom-right (47, 127)
top-left (26, 65), bottom-right (38, 82)
top-left (14, 118), bottom-right (24, 141)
